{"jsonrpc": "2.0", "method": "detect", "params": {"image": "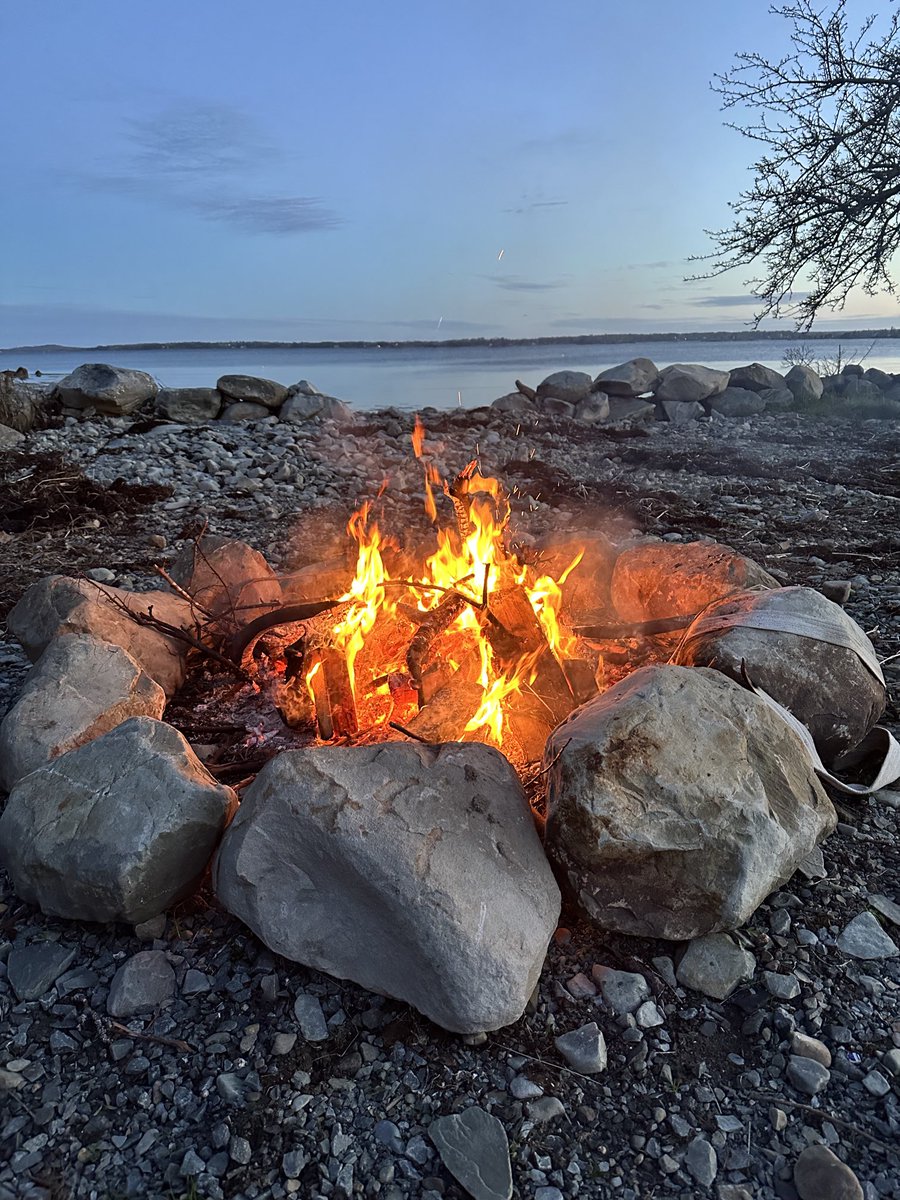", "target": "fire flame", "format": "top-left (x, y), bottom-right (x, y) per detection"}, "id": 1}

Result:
top-left (303, 418), bottom-right (586, 752)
